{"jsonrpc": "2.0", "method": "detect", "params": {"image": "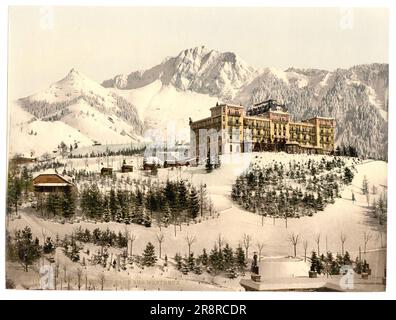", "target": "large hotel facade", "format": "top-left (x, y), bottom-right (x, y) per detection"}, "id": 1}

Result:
top-left (189, 100), bottom-right (335, 162)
